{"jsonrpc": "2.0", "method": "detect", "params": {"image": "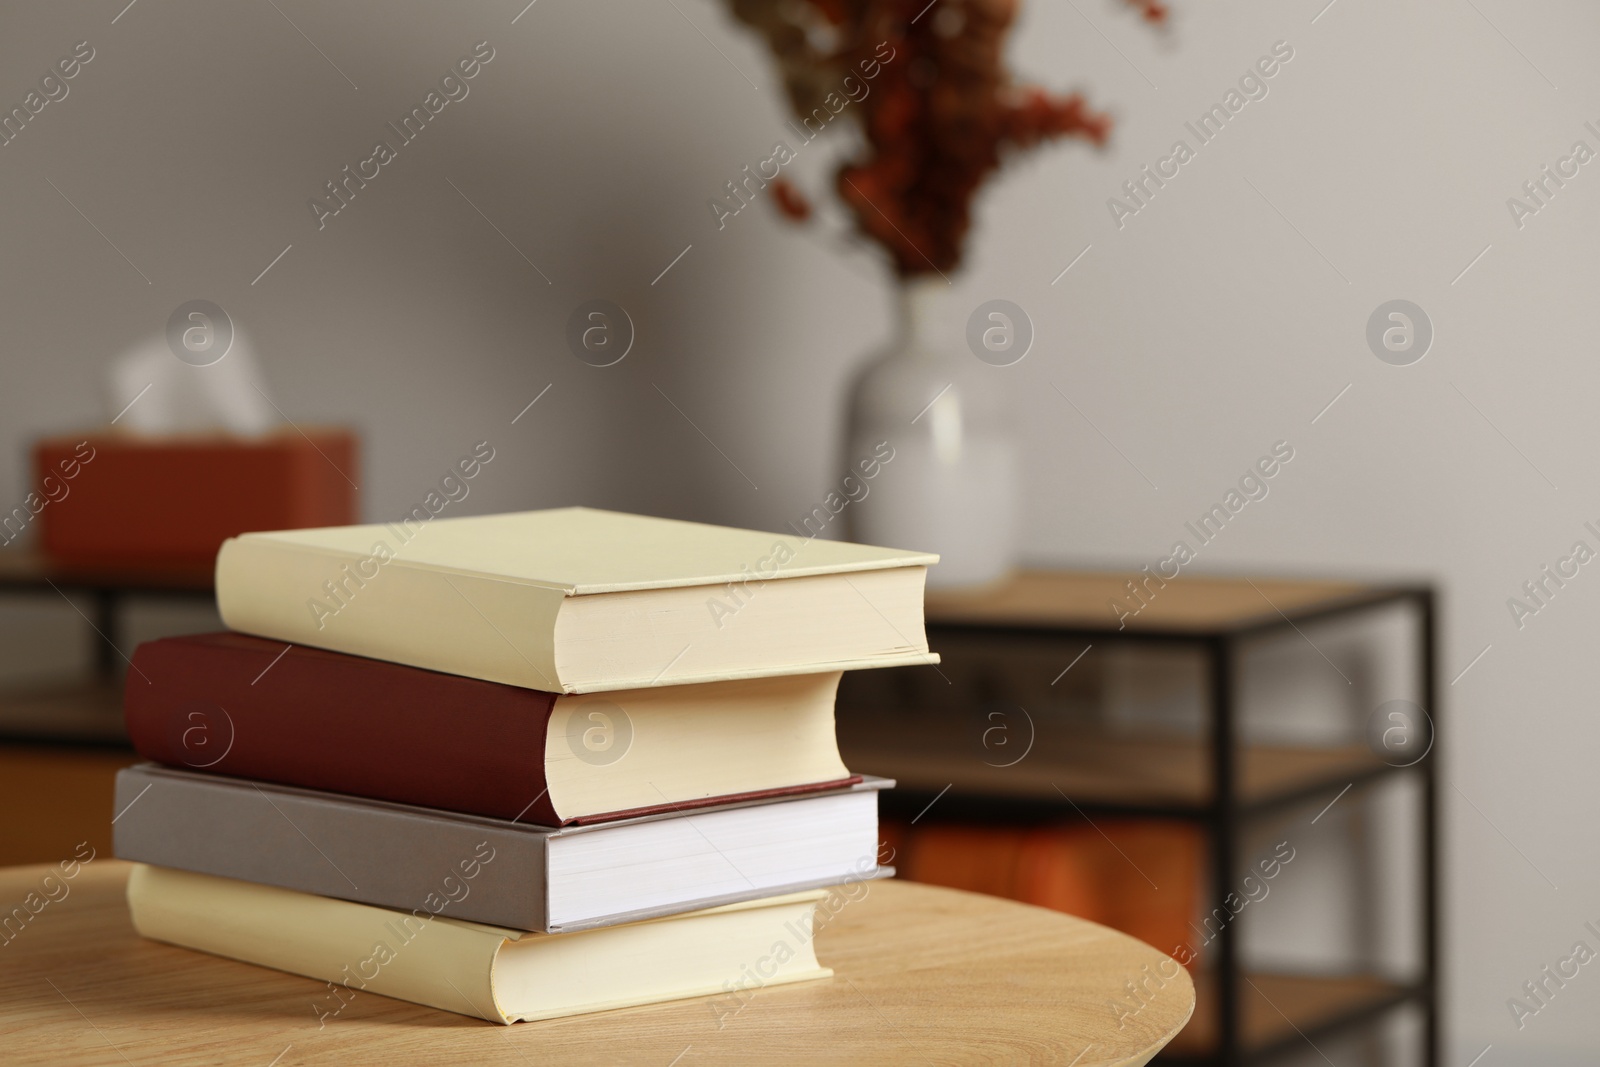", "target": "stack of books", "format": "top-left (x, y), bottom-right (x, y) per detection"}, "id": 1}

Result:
top-left (112, 507), bottom-right (937, 1024)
